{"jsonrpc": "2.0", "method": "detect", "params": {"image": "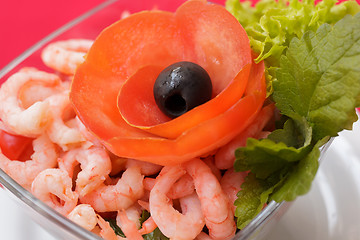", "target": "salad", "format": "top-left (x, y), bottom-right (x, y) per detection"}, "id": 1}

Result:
top-left (0, 0), bottom-right (359, 239)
